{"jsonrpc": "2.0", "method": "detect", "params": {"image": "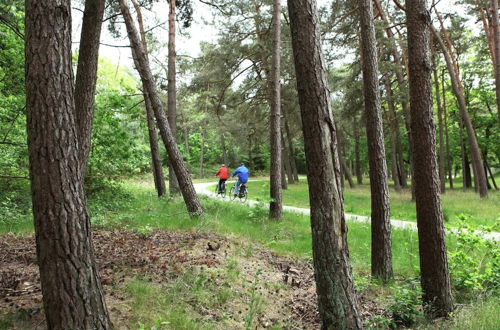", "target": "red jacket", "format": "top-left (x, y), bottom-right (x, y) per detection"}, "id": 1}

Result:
top-left (215, 167), bottom-right (229, 179)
